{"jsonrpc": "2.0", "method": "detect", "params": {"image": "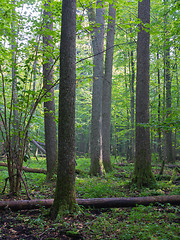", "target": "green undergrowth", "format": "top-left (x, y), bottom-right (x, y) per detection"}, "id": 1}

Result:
top-left (0, 156), bottom-right (180, 239)
top-left (0, 156), bottom-right (179, 199)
